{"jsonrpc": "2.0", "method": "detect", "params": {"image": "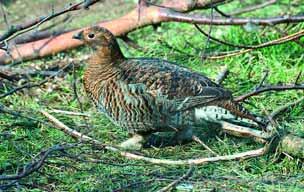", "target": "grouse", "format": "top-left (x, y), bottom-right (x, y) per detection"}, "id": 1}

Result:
top-left (73, 26), bottom-right (264, 150)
